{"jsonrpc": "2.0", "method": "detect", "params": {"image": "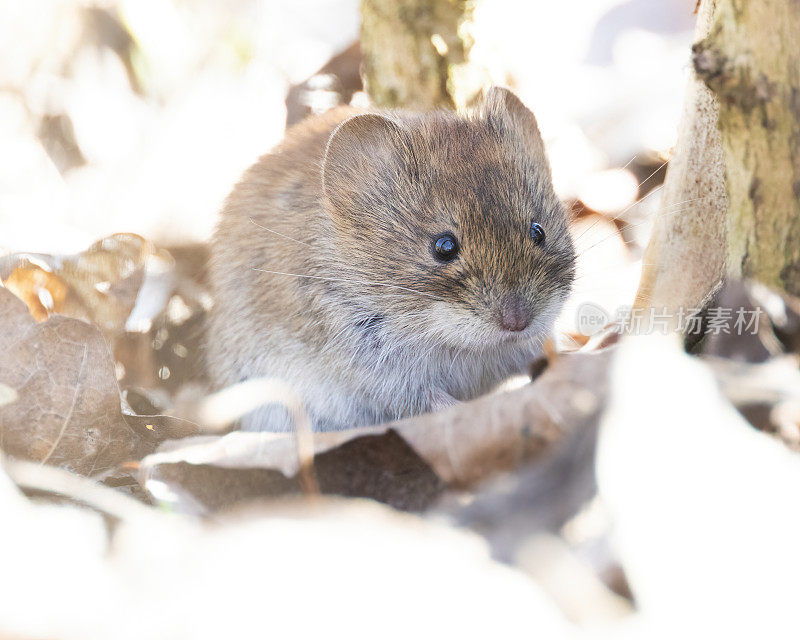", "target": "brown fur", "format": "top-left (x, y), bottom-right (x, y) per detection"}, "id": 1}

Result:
top-left (208, 87), bottom-right (576, 431)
